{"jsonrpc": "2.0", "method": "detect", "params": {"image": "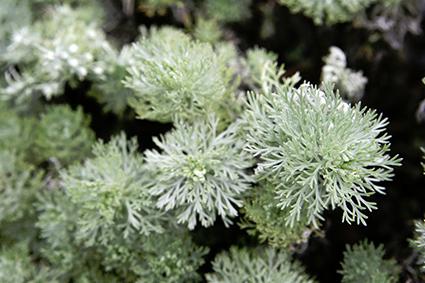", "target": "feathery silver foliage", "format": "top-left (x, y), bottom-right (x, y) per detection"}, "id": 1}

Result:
top-left (145, 116), bottom-right (254, 229)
